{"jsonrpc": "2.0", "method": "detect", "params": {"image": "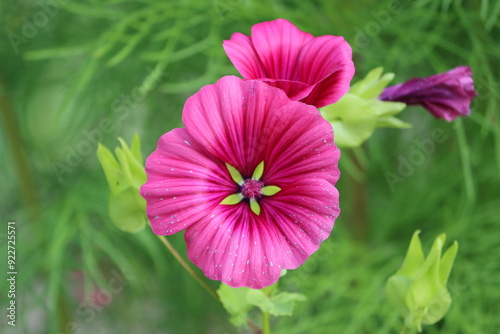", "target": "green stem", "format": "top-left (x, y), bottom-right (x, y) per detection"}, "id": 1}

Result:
top-left (347, 148), bottom-right (368, 242)
top-left (262, 311), bottom-right (271, 334)
top-left (455, 118), bottom-right (476, 204)
top-left (0, 73), bottom-right (40, 222)
top-left (246, 318), bottom-right (261, 334)
top-left (399, 324), bottom-right (407, 334)
top-left (156, 235), bottom-right (219, 301)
